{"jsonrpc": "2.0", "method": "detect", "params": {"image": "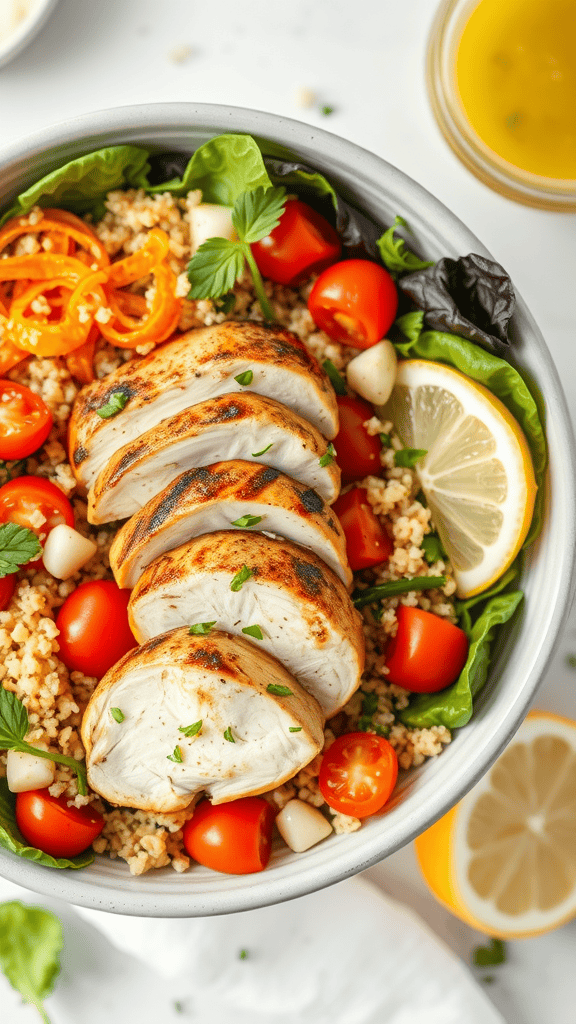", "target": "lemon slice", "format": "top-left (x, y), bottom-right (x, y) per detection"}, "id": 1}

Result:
top-left (384, 359), bottom-right (536, 597)
top-left (415, 711), bottom-right (576, 938)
